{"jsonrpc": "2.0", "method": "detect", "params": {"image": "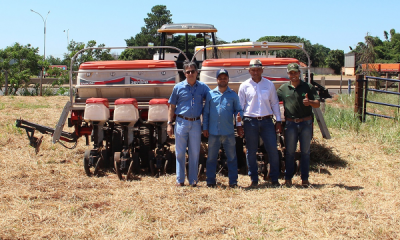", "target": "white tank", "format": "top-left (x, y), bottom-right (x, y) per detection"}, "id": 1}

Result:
top-left (148, 98), bottom-right (169, 122)
top-left (113, 98), bottom-right (139, 126)
top-left (84, 98), bottom-right (110, 122)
